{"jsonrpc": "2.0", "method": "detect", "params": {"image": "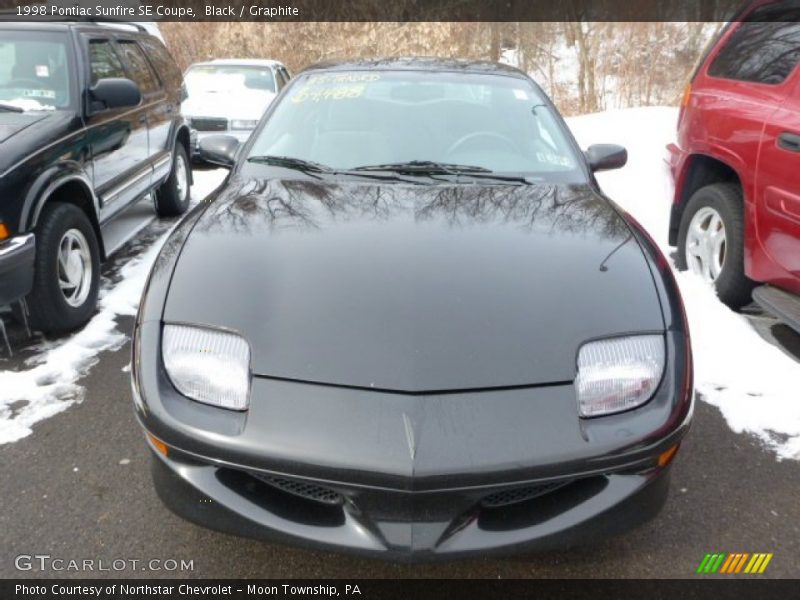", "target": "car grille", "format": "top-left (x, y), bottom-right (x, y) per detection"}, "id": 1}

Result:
top-left (480, 480), bottom-right (573, 508)
top-left (251, 473), bottom-right (344, 506)
top-left (190, 117), bottom-right (228, 132)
